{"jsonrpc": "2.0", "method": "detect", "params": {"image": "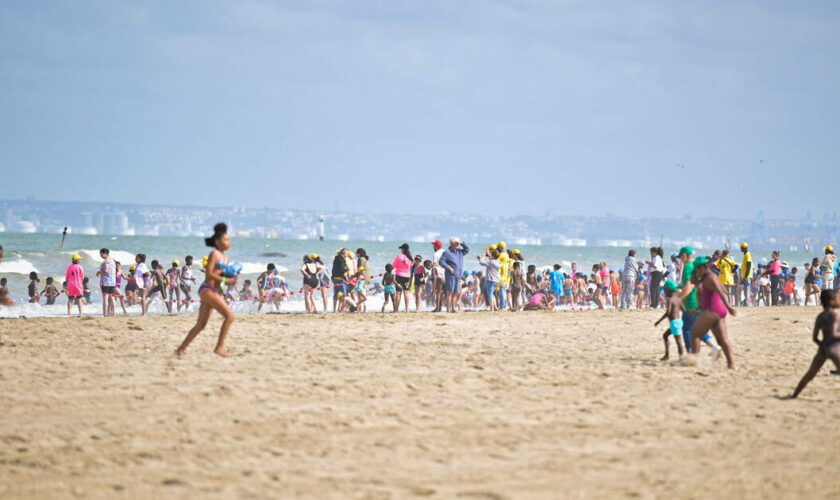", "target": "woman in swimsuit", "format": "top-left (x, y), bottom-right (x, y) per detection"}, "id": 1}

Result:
top-left (176, 223), bottom-right (236, 357)
top-left (804, 259), bottom-right (822, 306)
top-left (688, 257), bottom-right (737, 369)
top-left (301, 254), bottom-right (322, 313)
top-left (312, 254), bottom-right (330, 311)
